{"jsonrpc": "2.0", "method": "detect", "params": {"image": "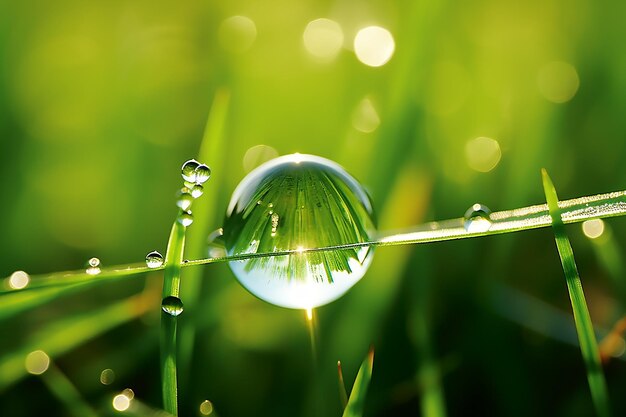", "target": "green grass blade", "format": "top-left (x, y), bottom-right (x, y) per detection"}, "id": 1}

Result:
top-left (160, 220), bottom-right (187, 416)
top-left (541, 169), bottom-right (611, 417)
top-left (337, 360), bottom-right (348, 409)
top-left (40, 362), bottom-right (99, 417)
top-left (342, 349), bottom-right (374, 417)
